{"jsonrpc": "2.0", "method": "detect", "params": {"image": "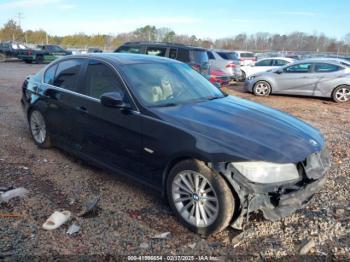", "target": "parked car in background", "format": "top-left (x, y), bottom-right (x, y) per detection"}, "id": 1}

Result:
top-left (0, 41), bottom-right (28, 61)
top-left (88, 47), bottom-right (103, 53)
top-left (207, 49), bottom-right (241, 80)
top-left (114, 42), bottom-right (210, 76)
top-left (240, 57), bottom-right (295, 81)
top-left (305, 57), bottom-right (350, 67)
top-left (233, 51), bottom-right (256, 66)
top-left (208, 68), bottom-right (231, 86)
top-left (244, 59), bottom-right (350, 102)
top-left (19, 44), bottom-right (72, 64)
top-left (21, 53), bottom-right (330, 236)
